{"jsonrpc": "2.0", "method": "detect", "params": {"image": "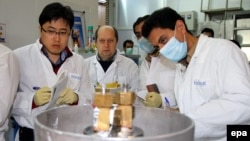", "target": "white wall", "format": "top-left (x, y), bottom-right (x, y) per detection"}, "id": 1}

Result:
top-left (177, 0), bottom-right (250, 36)
top-left (110, 0), bottom-right (168, 52)
top-left (110, 0), bottom-right (250, 45)
top-left (1, 0), bottom-right (250, 50)
top-left (0, 0), bottom-right (98, 50)
top-left (98, 4), bottom-right (106, 26)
